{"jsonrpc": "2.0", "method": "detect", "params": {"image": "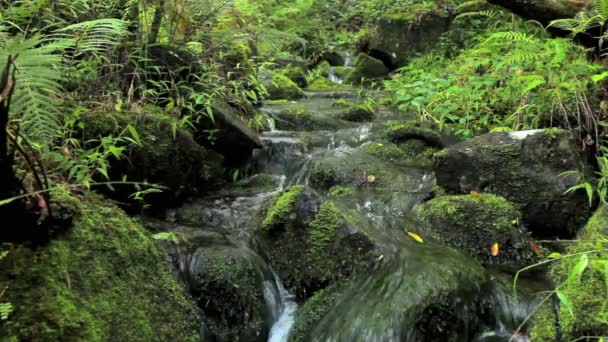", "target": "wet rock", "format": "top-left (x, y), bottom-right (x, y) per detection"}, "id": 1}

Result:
top-left (531, 205), bottom-right (608, 340)
top-left (280, 66), bottom-right (308, 88)
top-left (309, 146), bottom-right (434, 191)
top-left (257, 186), bottom-right (376, 301)
top-left (364, 3), bottom-right (453, 69)
top-left (345, 53), bottom-right (389, 84)
top-left (320, 50), bottom-right (345, 66)
top-left (434, 129), bottom-right (593, 238)
top-left (182, 244), bottom-right (272, 342)
top-left (416, 194), bottom-right (537, 271)
top-left (194, 103), bottom-right (263, 166)
top-left (289, 240), bottom-right (490, 341)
